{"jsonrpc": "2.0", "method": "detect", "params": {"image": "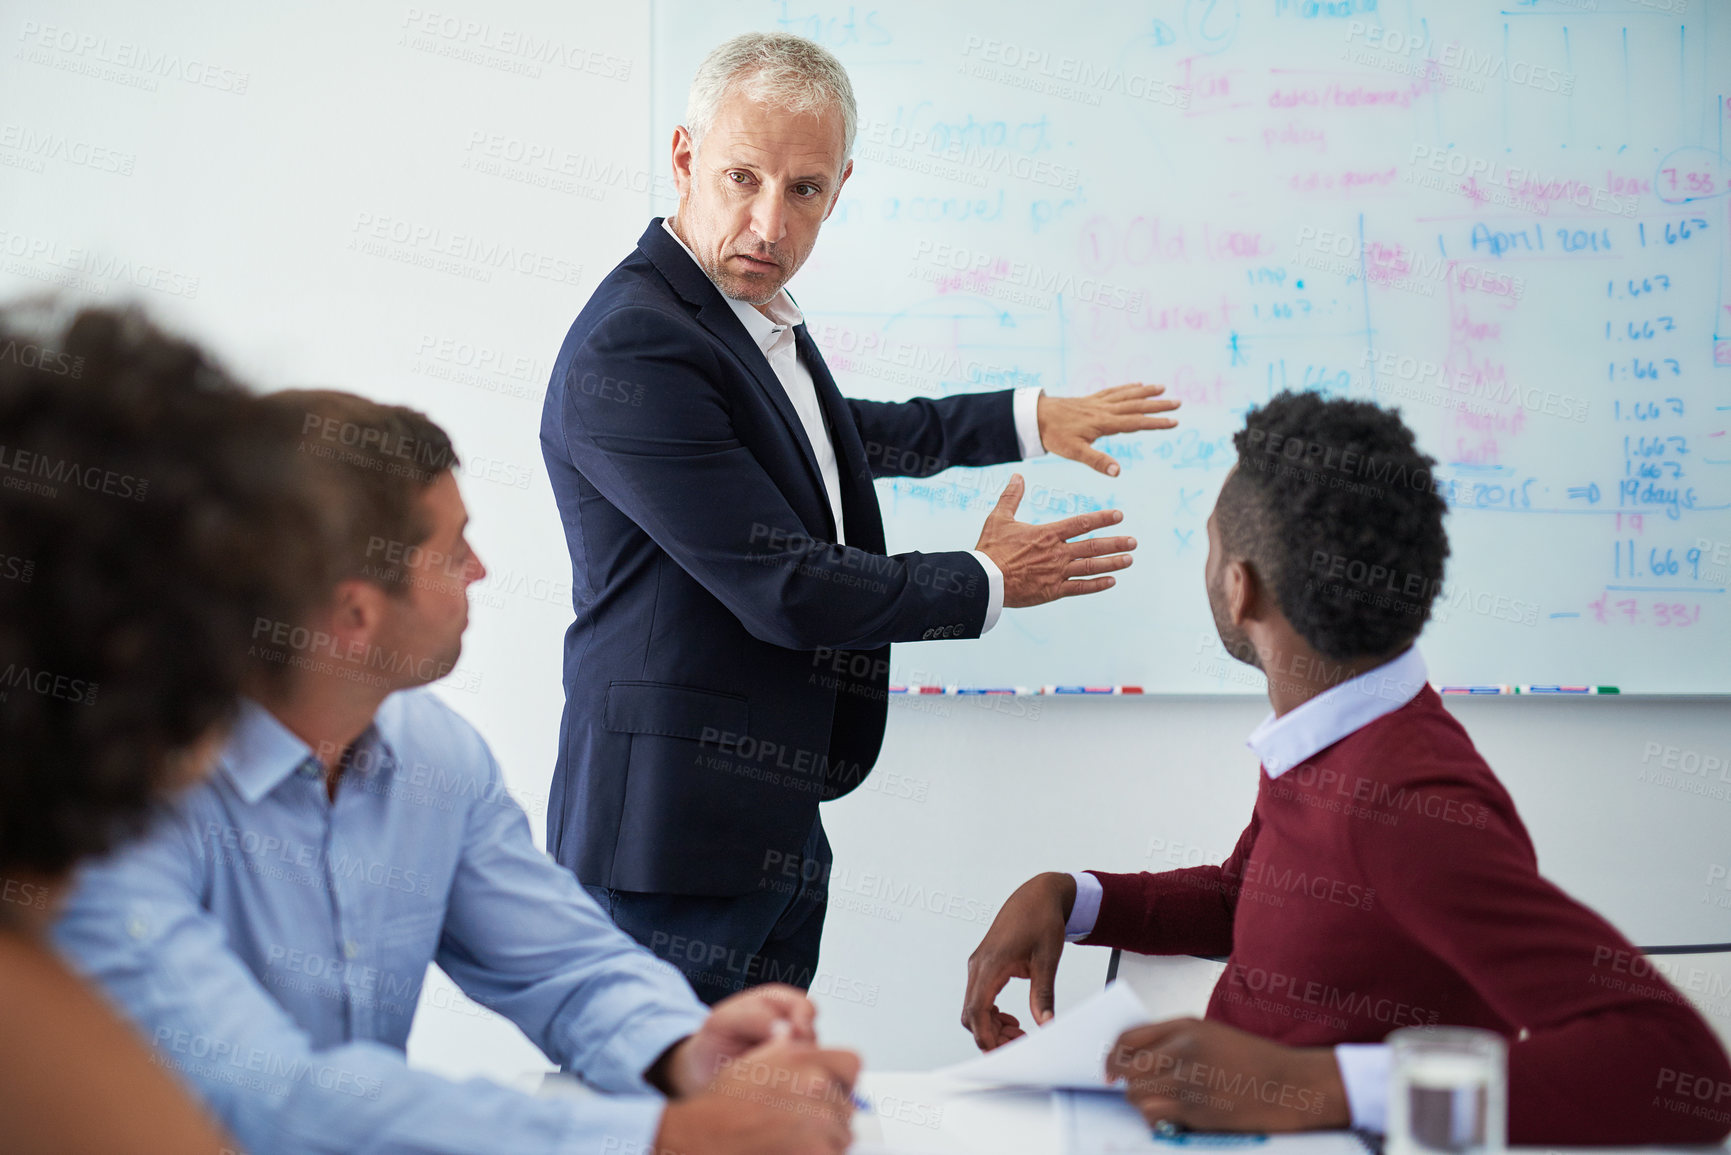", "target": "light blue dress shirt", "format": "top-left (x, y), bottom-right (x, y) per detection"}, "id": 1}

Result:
top-left (1066, 647), bottom-right (1432, 1133)
top-left (54, 690), bottom-right (710, 1155)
